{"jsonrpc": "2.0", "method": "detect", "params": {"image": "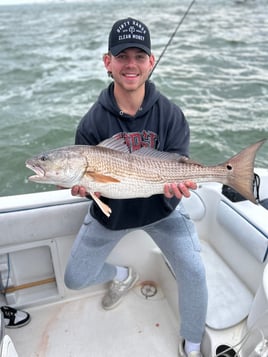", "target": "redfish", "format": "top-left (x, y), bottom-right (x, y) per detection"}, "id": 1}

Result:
top-left (26, 138), bottom-right (266, 217)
